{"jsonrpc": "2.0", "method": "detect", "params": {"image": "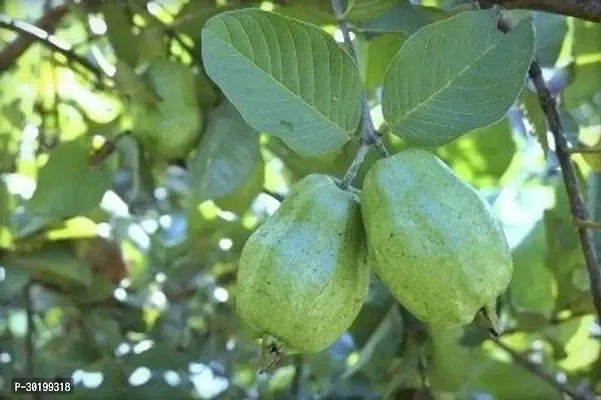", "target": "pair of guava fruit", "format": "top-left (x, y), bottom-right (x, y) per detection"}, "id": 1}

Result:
top-left (236, 148), bottom-right (513, 364)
